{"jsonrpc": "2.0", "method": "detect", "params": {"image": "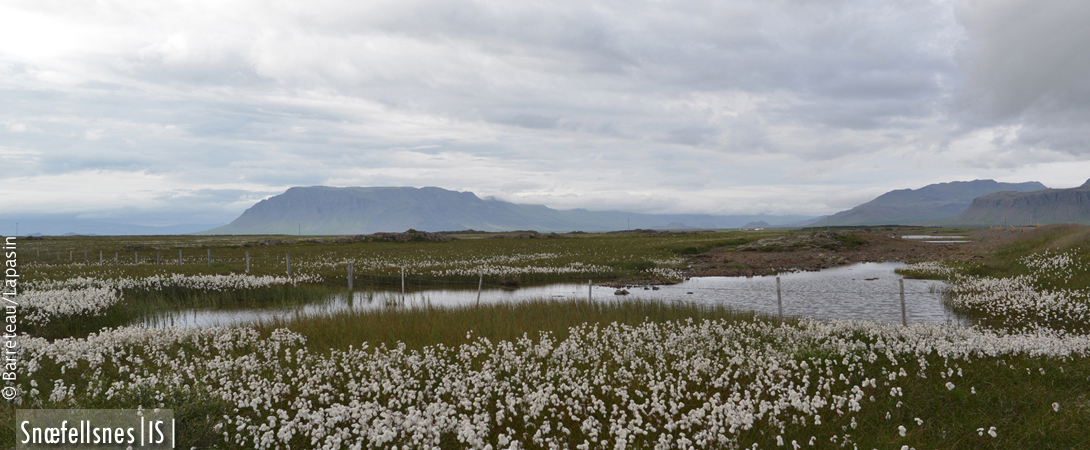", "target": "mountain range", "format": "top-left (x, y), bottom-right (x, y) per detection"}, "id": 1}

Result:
top-left (946, 179), bottom-right (1090, 226)
top-left (814, 180), bottom-right (1048, 226)
top-left (13, 178), bottom-right (1088, 236)
top-left (203, 186), bottom-right (811, 235)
